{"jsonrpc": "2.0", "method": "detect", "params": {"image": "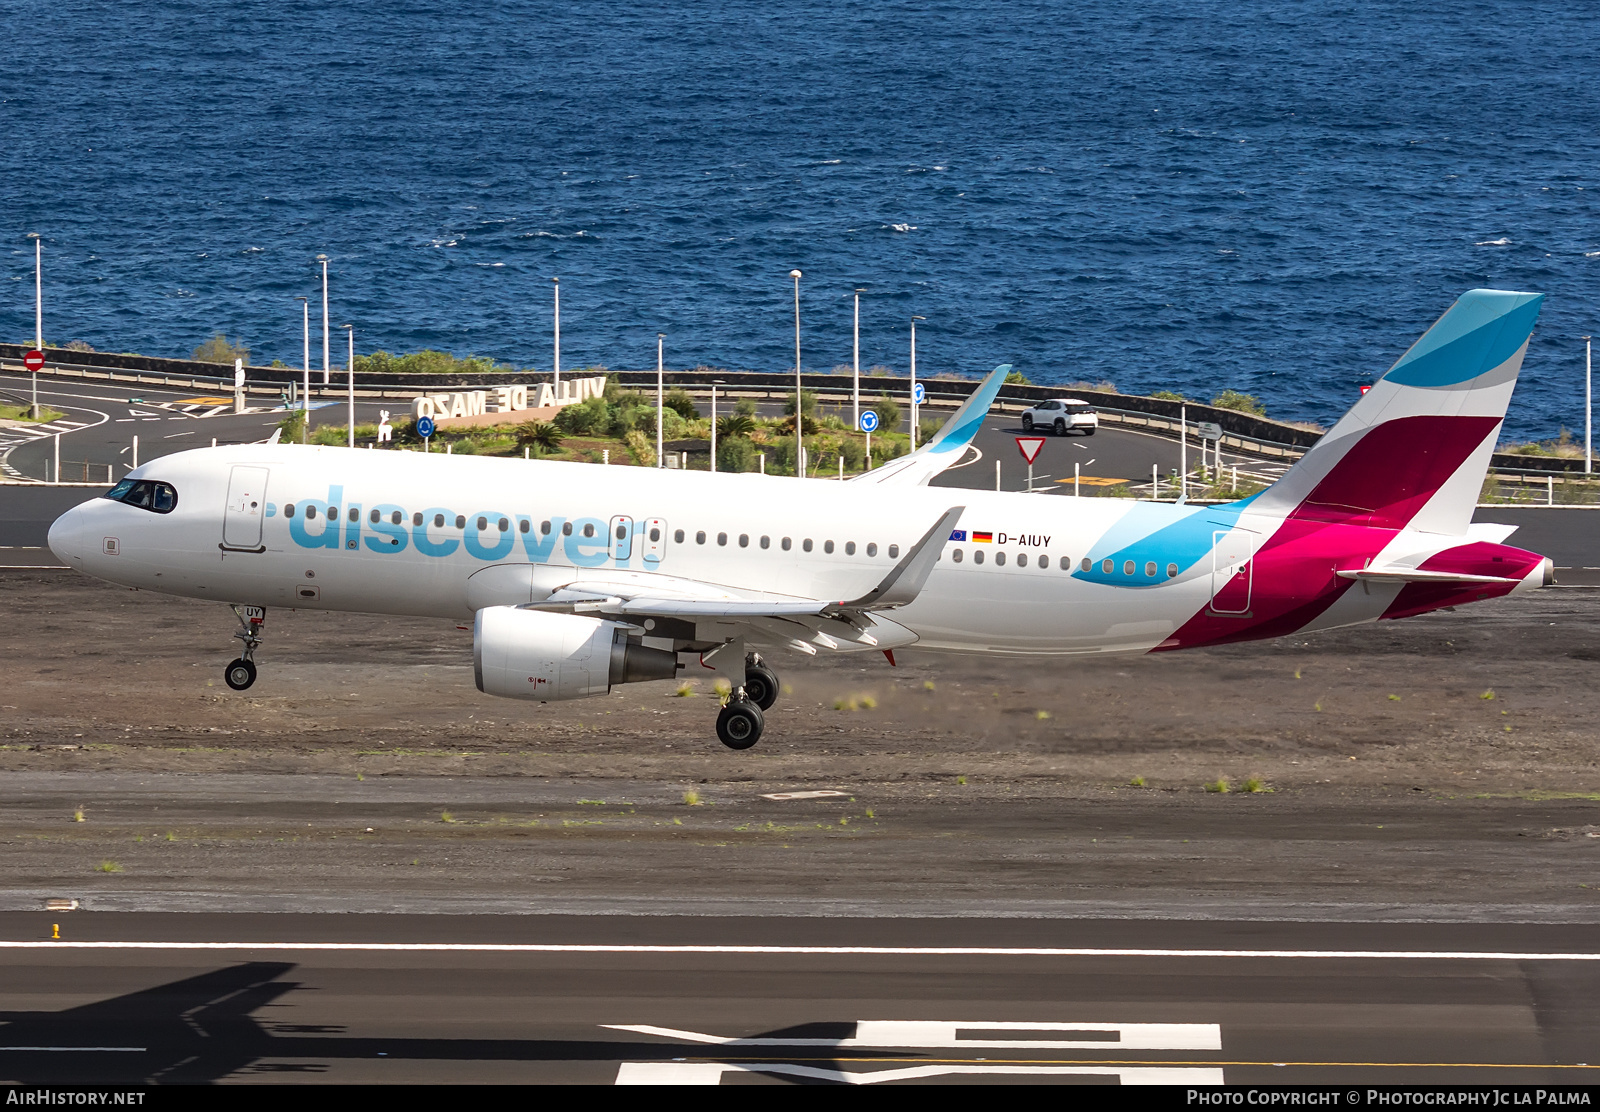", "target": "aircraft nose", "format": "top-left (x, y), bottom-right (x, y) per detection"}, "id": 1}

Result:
top-left (47, 504), bottom-right (86, 565)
